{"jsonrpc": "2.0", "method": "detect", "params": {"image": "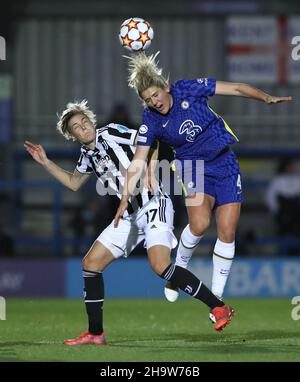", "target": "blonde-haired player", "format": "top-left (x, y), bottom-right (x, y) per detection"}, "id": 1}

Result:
top-left (115, 51), bottom-right (292, 322)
